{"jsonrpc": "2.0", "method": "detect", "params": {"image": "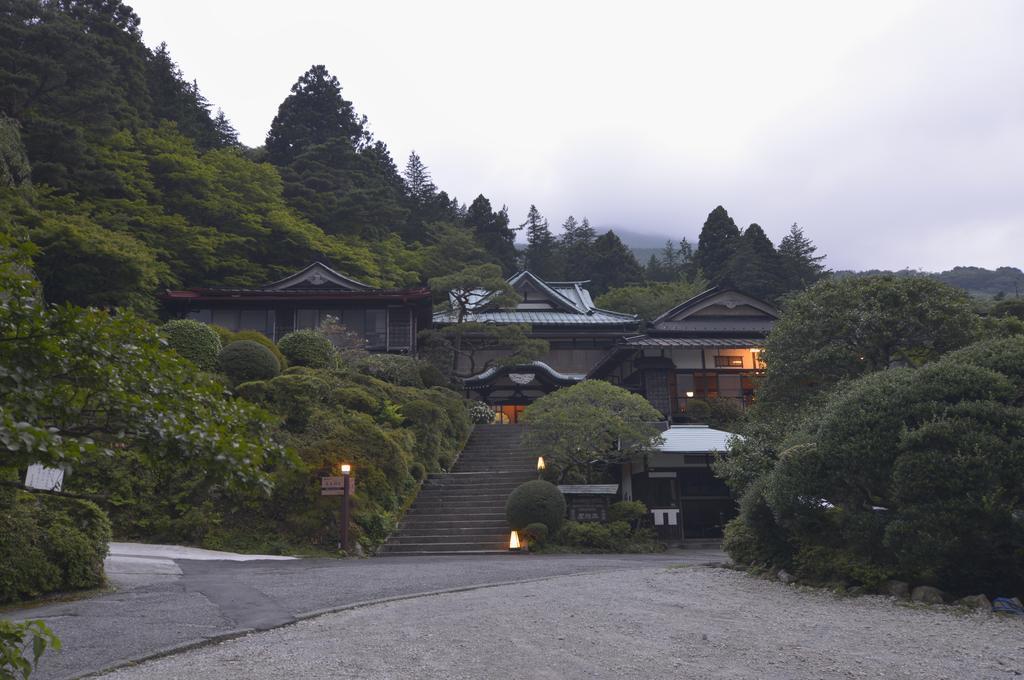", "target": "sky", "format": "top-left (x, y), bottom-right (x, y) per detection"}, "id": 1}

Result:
top-left (127, 0), bottom-right (1024, 271)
